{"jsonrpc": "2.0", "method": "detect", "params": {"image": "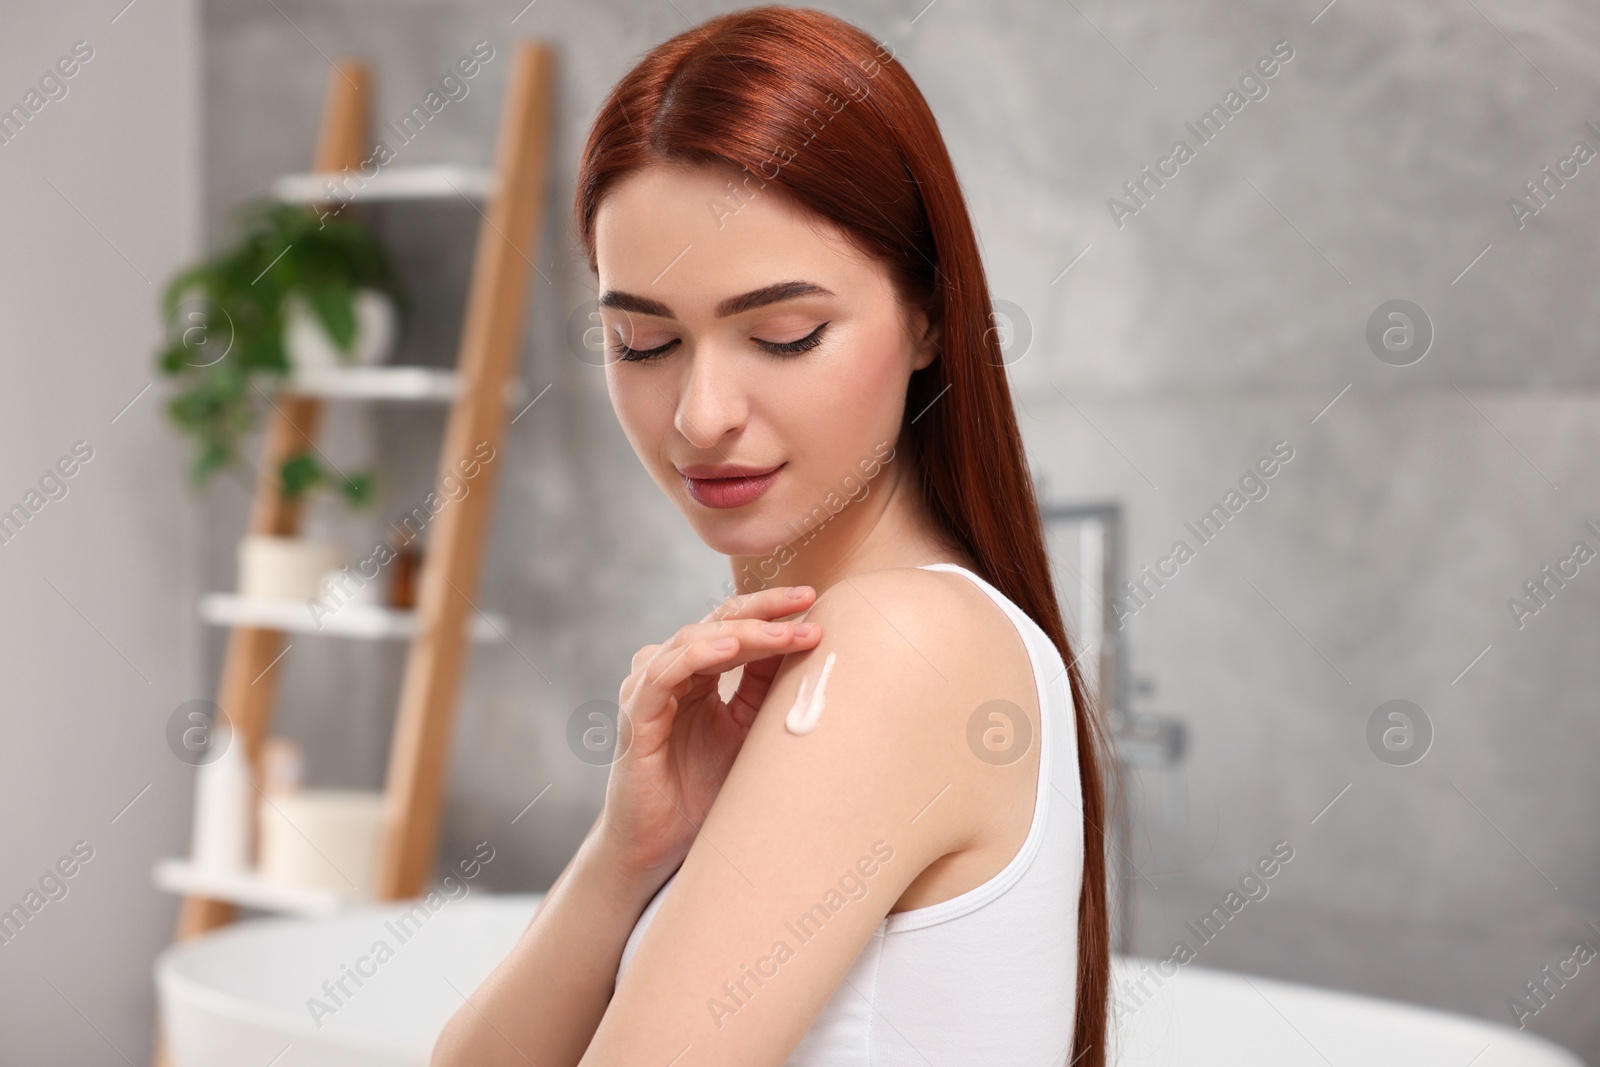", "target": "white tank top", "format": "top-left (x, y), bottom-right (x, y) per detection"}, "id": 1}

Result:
top-left (614, 562), bottom-right (1085, 1065)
